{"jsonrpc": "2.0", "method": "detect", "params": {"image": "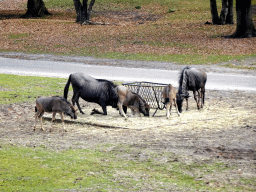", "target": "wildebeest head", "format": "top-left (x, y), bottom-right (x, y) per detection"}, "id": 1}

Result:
top-left (65, 105), bottom-right (77, 119)
top-left (139, 97), bottom-right (150, 117)
top-left (176, 93), bottom-right (190, 113)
